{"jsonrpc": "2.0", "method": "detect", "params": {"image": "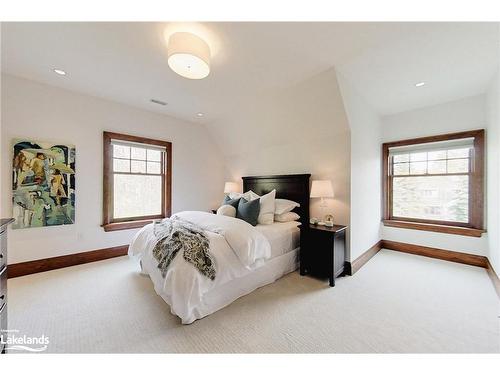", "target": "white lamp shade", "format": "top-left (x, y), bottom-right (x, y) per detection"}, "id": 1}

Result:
top-left (168, 32), bottom-right (210, 79)
top-left (224, 182), bottom-right (239, 194)
top-left (310, 180), bottom-right (334, 198)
